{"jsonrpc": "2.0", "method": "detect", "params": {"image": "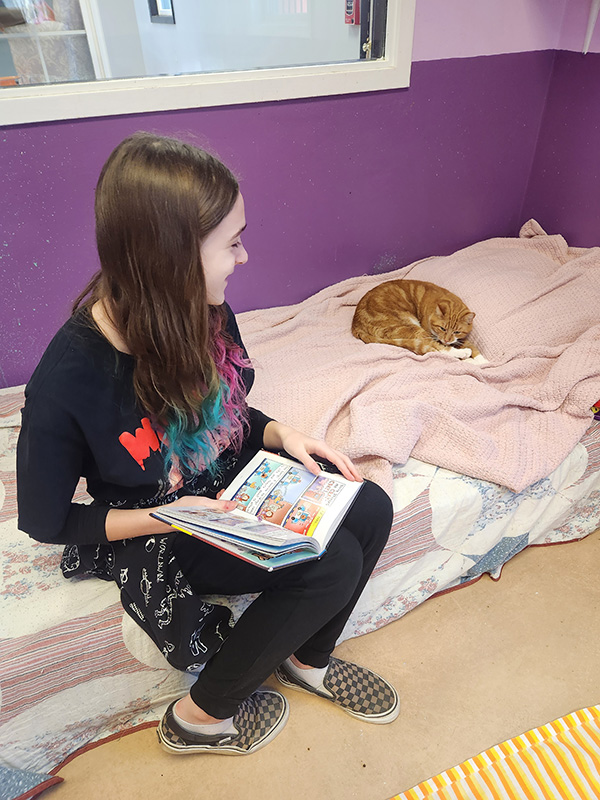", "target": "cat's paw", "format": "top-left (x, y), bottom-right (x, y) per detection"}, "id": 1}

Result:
top-left (471, 354), bottom-right (489, 364)
top-left (448, 347), bottom-right (472, 359)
